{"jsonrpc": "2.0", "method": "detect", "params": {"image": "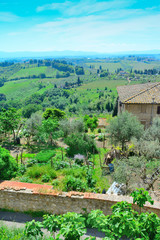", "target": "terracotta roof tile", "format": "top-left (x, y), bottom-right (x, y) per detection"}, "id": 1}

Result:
top-left (117, 82), bottom-right (160, 104)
